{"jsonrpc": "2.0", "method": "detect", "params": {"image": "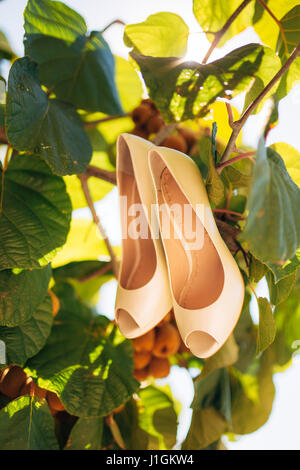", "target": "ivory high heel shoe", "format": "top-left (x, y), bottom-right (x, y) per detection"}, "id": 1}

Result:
top-left (148, 146), bottom-right (244, 358)
top-left (115, 133), bottom-right (172, 338)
